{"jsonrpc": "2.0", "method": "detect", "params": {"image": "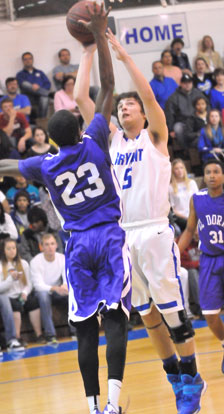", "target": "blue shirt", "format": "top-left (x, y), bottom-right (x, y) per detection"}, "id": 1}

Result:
top-left (198, 127), bottom-right (224, 161)
top-left (193, 189), bottom-right (224, 255)
top-left (16, 68), bottom-right (51, 90)
top-left (19, 113), bottom-right (122, 232)
top-left (150, 76), bottom-right (178, 109)
top-left (210, 88), bottom-right (224, 111)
